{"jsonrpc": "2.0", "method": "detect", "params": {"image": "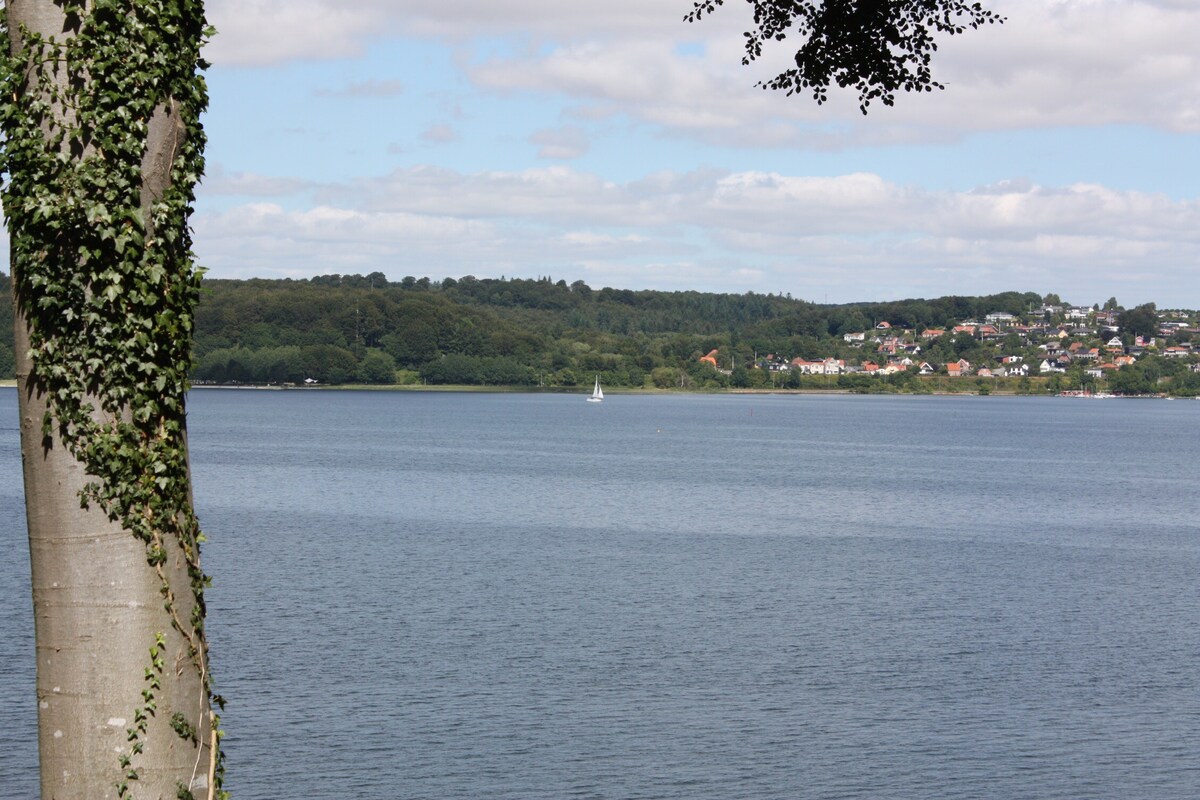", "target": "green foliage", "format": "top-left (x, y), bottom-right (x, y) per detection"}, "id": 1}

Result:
top-left (1171, 367), bottom-right (1200, 397)
top-left (300, 343), bottom-right (359, 384)
top-left (1105, 354), bottom-right (1197, 396)
top-left (180, 279), bottom-right (1065, 387)
top-left (169, 710), bottom-right (197, 744)
top-left (0, 1), bottom-right (222, 793)
top-left (419, 354), bottom-right (536, 386)
top-left (650, 366), bottom-right (677, 389)
top-left (6, 267), bottom-right (1195, 397)
top-left (1118, 303), bottom-right (1157, 339)
top-left (357, 349), bottom-right (397, 384)
top-left (0, 272), bottom-right (12, 378)
top-left (686, 0), bottom-right (1004, 113)
top-left (0, 340), bottom-right (14, 379)
top-left (836, 373), bottom-right (874, 392)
